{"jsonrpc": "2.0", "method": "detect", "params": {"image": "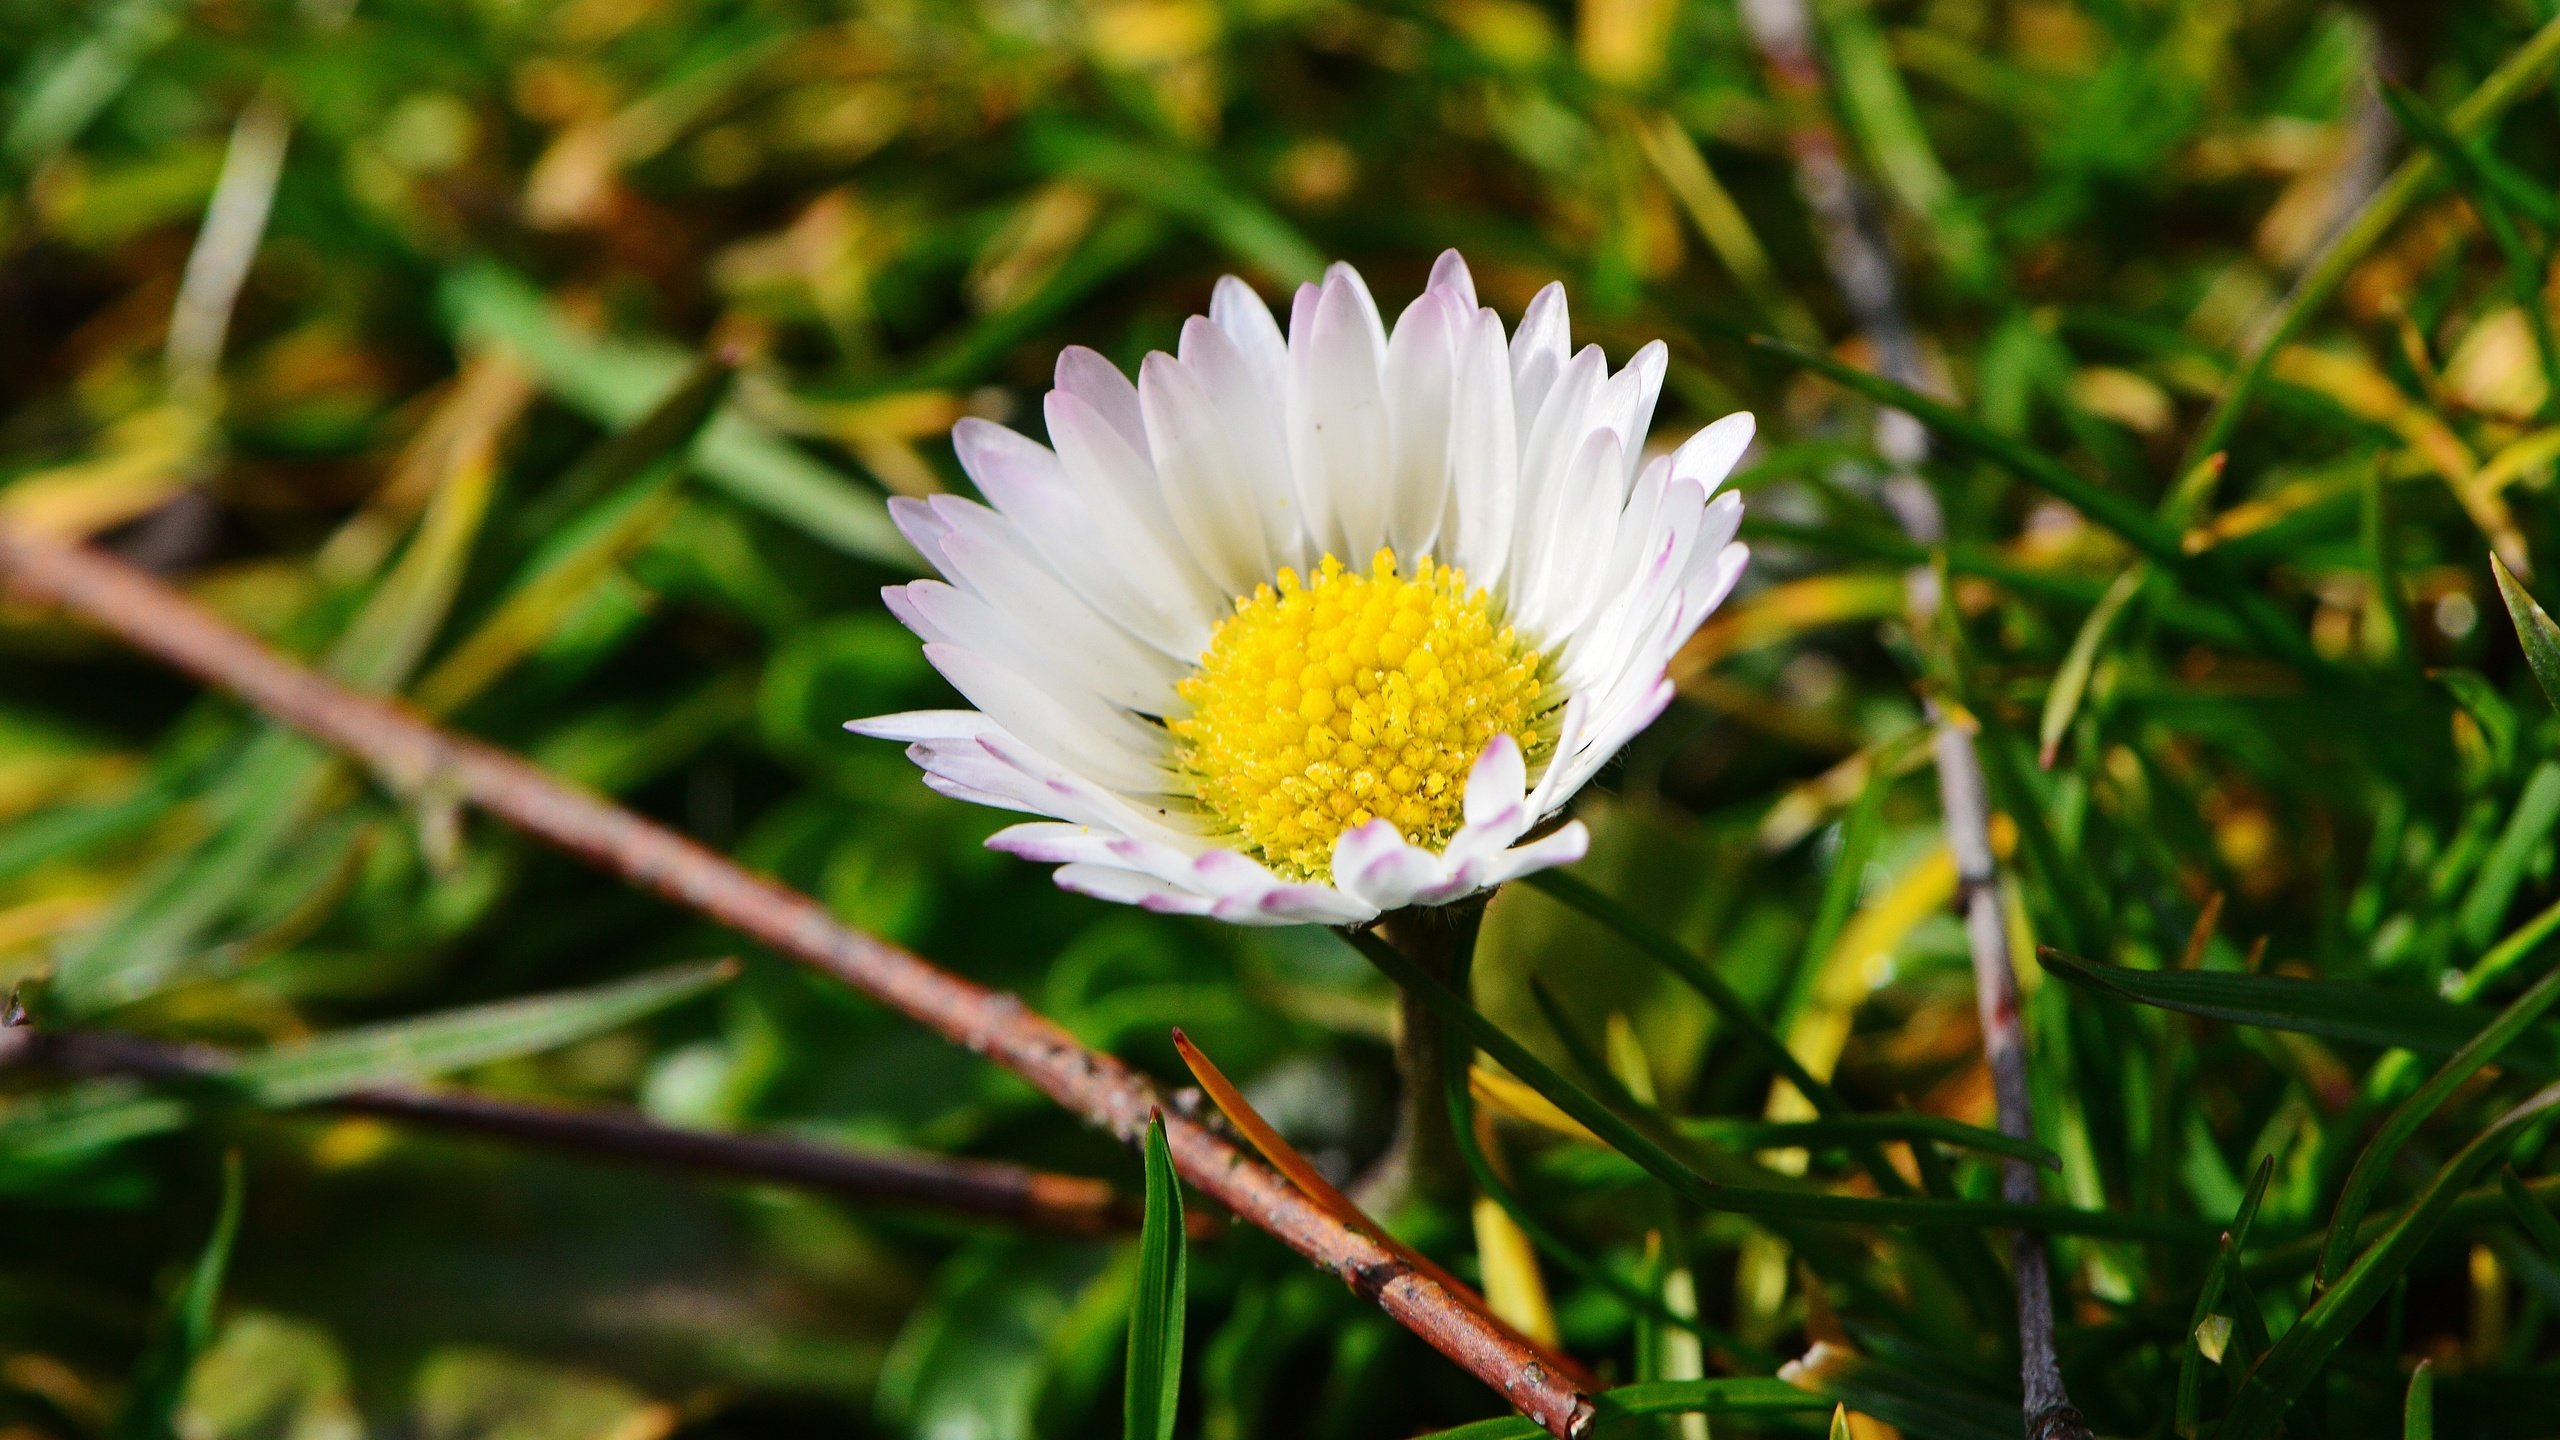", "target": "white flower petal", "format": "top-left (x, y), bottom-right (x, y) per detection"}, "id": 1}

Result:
top-left (1055, 346), bottom-right (1151, 462)
top-left (1474, 821), bottom-right (1591, 888)
top-left (1054, 863), bottom-right (1219, 916)
top-left (1464, 732), bottom-right (1529, 825)
top-left (1444, 306), bottom-right (1520, 586)
top-left (1332, 820), bottom-right (1446, 912)
top-left (1510, 281), bottom-right (1570, 423)
top-left (1427, 248), bottom-right (1478, 309)
top-left (1177, 314), bottom-right (1302, 572)
top-left (950, 422), bottom-right (1209, 659)
top-left (1139, 350), bottom-right (1273, 595)
top-left (1290, 267), bottom-right (1393, 560)
top-left (1672, 411), bottom-right (1756, 494)
top-left (1382, 287), bottom-right (1463, 558)
top-left (921, 642), bottom-right (1169, 795)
